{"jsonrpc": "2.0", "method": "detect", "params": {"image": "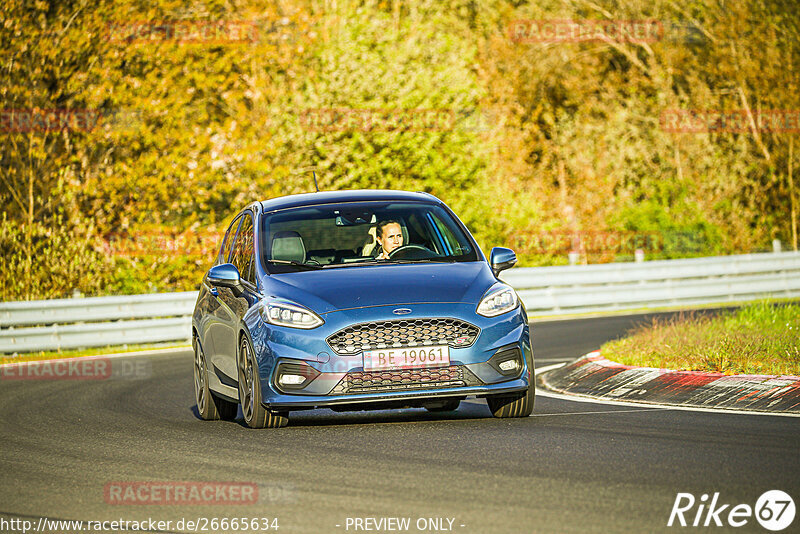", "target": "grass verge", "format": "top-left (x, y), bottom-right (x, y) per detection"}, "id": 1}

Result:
top-left (1, 342), bottom-right (190, 364)
top-left (600, 301), bottom-right (800, 376)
